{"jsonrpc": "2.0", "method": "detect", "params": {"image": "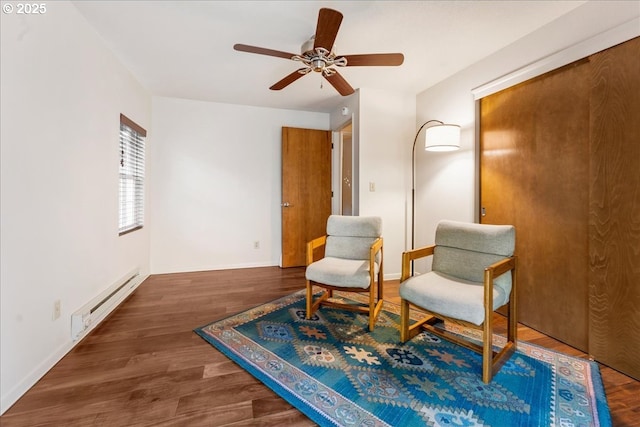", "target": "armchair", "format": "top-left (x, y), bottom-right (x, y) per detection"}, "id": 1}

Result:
top-left (399, 220), bottom-right (517, 383)
top-left (305, 215), bottom-right (384, 331)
